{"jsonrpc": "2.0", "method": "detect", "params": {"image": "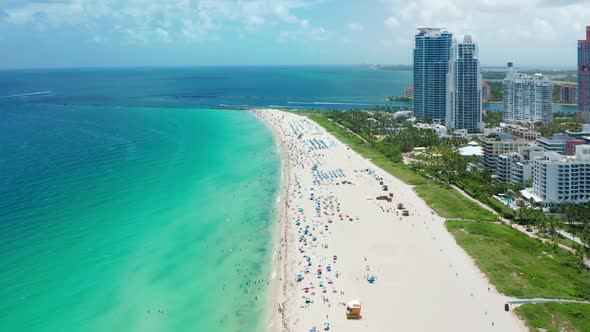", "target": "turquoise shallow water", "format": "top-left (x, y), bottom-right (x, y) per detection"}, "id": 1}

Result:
top-left (0, 104), bottom-right (279, 331)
